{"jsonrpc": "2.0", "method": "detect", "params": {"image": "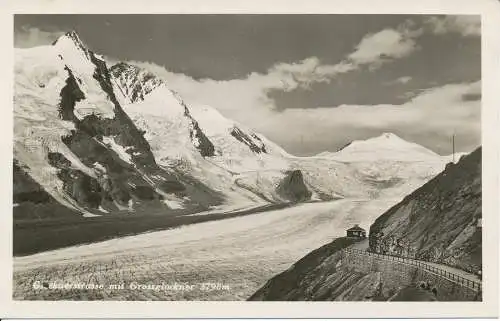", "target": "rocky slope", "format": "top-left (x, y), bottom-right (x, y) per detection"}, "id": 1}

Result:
top-left (248, 238), bottom-right (392, 301)
top-left (369, 147), bottom-right (482, 274)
